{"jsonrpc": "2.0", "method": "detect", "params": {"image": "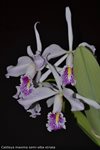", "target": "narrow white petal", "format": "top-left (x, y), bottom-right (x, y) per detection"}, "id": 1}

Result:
top-left (40, 69), bottom-right (51, 82)
top-left (46, 54), bottom-right (68, 69)
top-left (47, 62), bottom-right (62, 91)
top-left (39, 54), bottom-right (67, 82)
top-left (54, 54), bottom-right (68, 66)
top-left (53, 94), bottom-right (63, 113)
top-left (78, 42), bottom-right (96, 54)
top-left (46, 96), bottom-right (54, 107)
top-left (18, 87), bottom-right (57, 108)
top-left (36, 70), bottom-right (41, 83)
top-left (65, 7), bottom-right (73, 50)
top-left (76, 94), bottom-right (100, 109)
top-left (66, 53), bottom-right (73, 67)
top-left (40, 66), bottom-right (62, 82)
top-left (55, 67), bottom-right (63, 73)
top-left (27, 46), bottom-right (34, 57)
top-left (63, 88), bottom-right (84, 111)
top-left (42, 44), bottom-right (67, 60)
top-left (34, 22), bottom-right (42, 53)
